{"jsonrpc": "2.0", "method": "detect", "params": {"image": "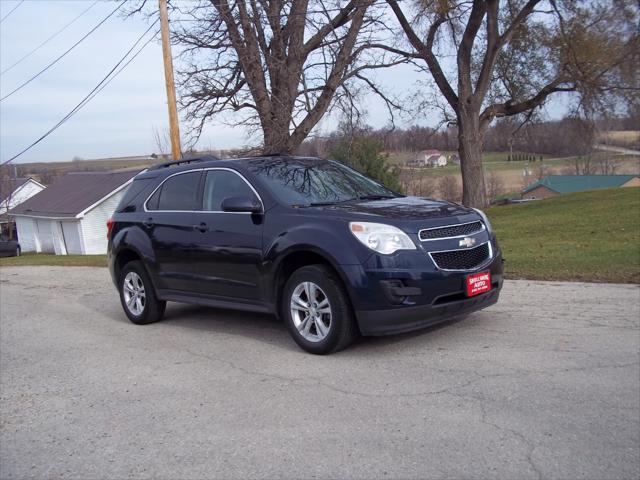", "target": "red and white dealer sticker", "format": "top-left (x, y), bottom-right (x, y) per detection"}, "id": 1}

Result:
top-left (466, 271), bottom-right (492, 297)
